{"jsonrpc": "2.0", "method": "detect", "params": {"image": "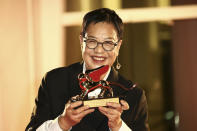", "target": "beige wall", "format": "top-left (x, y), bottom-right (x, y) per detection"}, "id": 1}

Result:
top-left (0, 0), bottom-right (64, 130)
top-left (0, 0), bottom-right (33, 130)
